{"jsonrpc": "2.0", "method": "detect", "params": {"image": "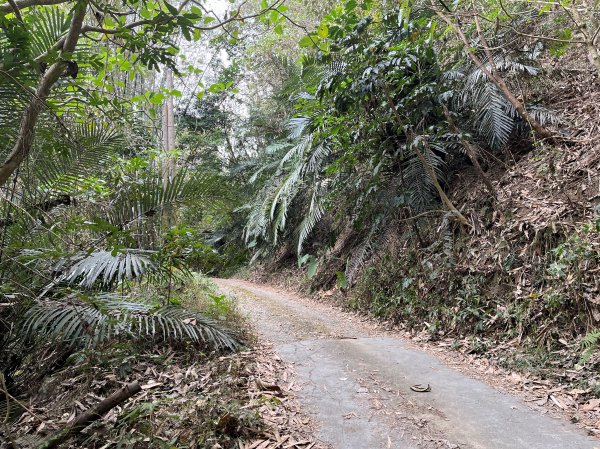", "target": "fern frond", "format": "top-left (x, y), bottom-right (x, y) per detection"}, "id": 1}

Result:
top-left (296, 181), bottom-right (327, 254)
top-left (579, 330), bottom-right (600, 365)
